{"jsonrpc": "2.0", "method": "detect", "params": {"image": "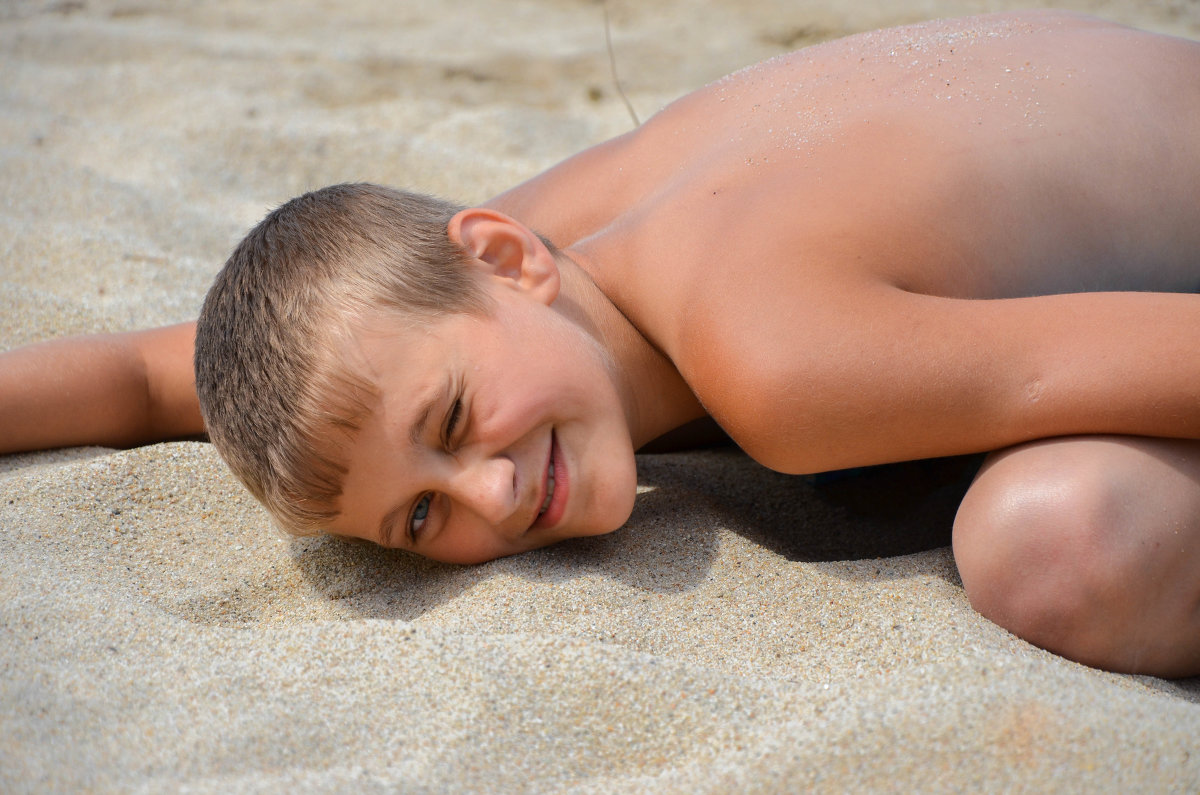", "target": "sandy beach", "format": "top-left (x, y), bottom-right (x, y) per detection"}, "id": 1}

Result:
top-left (2, 0), bottom-right (1199, 791)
